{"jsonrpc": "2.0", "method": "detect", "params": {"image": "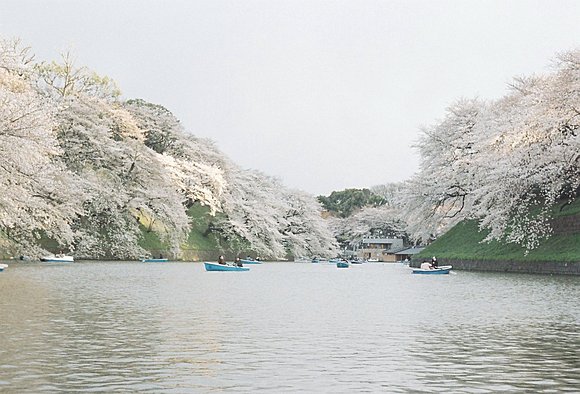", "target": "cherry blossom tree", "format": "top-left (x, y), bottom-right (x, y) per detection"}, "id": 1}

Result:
top-left (401, 50), bottom-right (580, 250)
top-left (124, 99), bottom-right (226, 214)
top-left (400, 98), bottom-right (486, 241)
top-left (214, 164), bottom-right (337, 259)
top-left (280, 188), bottom-right (338, 258)
top-left (0, 38), bottom-right (81, 256)
top-left (0, 37), bottom-right (343, 259)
